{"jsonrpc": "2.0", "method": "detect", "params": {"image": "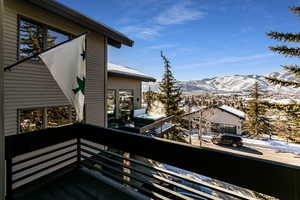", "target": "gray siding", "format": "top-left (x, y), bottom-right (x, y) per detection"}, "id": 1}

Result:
top-left (3, 0), bottom-right (106, 136)
top-left (0, 0), bottom-right (5, 198)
